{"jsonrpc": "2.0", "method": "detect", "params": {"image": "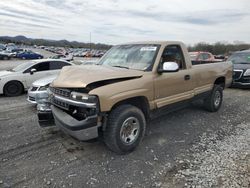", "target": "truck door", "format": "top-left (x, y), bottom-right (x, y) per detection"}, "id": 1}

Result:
top-left (154, 45), bottom-right (194, 108)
